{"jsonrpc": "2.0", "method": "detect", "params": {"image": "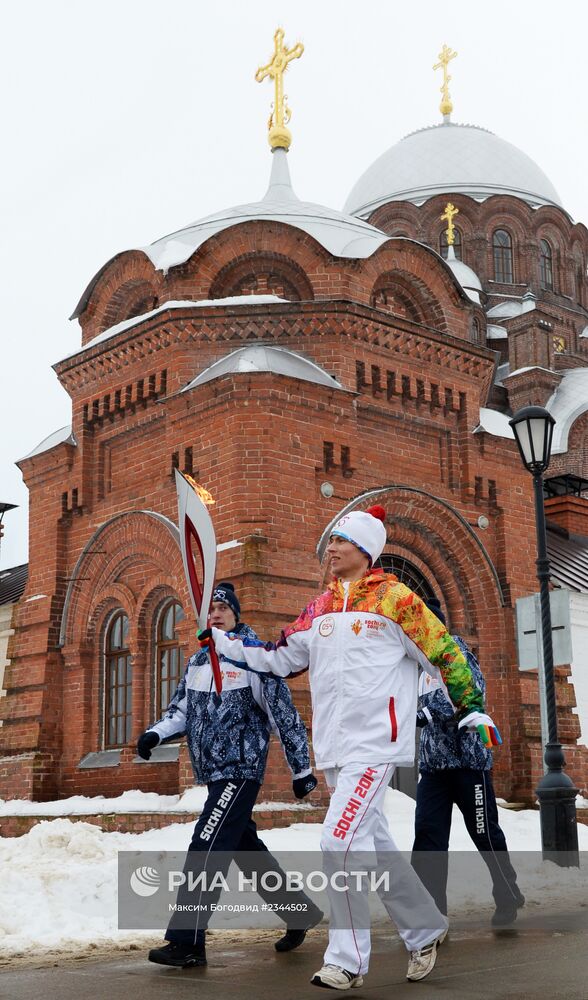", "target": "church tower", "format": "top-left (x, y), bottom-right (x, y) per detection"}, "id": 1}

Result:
top-left (2, 36), bottom-right (587, 809)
